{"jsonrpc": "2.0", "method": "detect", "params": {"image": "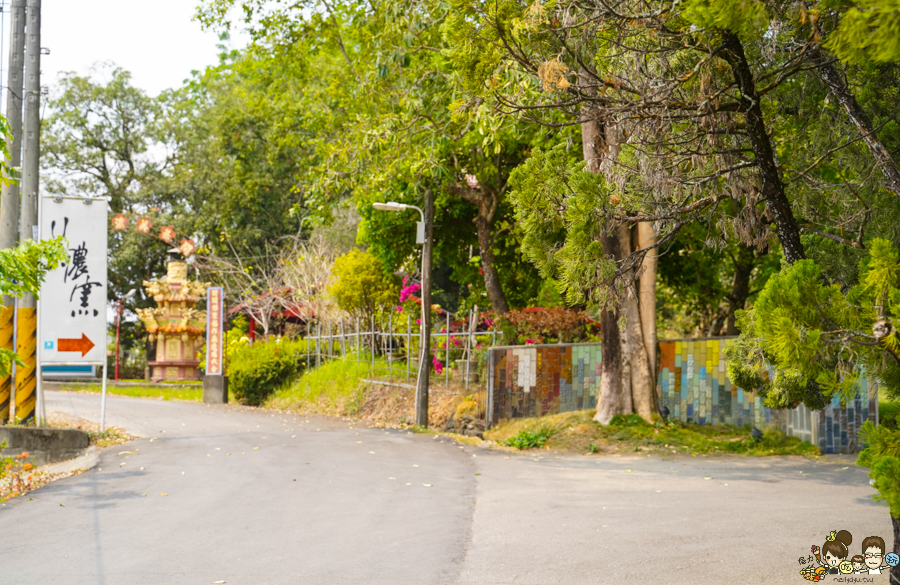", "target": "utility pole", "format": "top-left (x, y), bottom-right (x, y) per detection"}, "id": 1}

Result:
top-left (13, 0), bottom-right (40, 424)
top-left (0, 0), bottom-right (26, 423)
top-left (0, 0), bottom-right (25, 259)
top-left (19, 0), bottom-right (39, 307)
top-left (415, 188), bottom-right (434, 427)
